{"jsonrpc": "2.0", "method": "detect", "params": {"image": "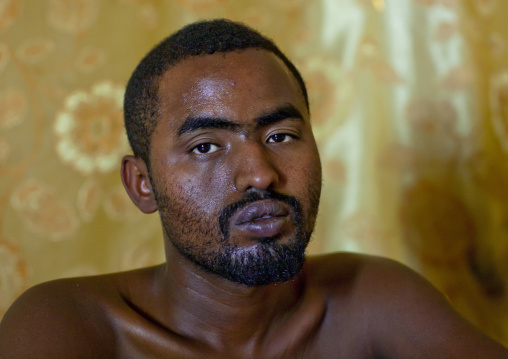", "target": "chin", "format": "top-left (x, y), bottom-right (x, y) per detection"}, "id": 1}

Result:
top-left (195, 236), bottom-right (309, 287)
